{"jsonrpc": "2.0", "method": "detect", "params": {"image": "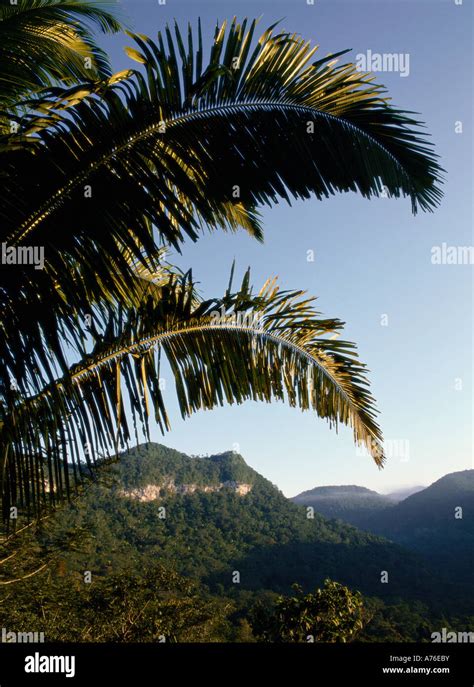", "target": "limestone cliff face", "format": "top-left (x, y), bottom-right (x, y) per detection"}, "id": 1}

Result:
top-left (119, 479), bottom-right (252, 502)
